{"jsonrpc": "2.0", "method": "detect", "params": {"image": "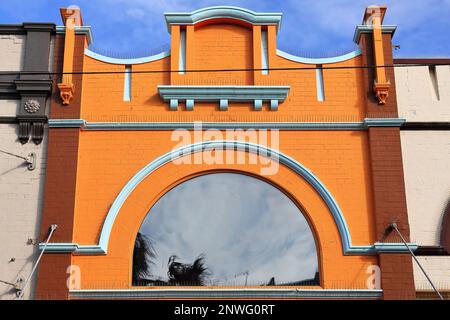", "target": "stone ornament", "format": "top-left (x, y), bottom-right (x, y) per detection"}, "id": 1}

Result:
top-left (24, 99), bottom-right (41, 113)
